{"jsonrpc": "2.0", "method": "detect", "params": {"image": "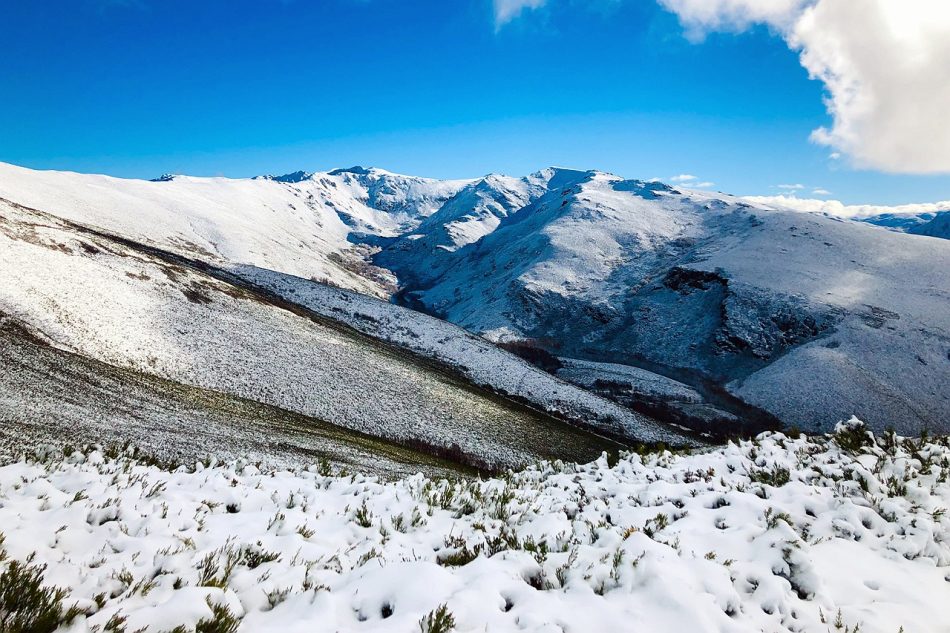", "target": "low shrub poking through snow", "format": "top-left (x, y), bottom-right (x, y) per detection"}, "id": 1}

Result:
top-left (0, 418), bottom-right (948, 632)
